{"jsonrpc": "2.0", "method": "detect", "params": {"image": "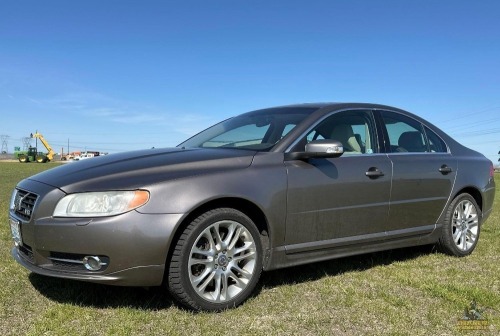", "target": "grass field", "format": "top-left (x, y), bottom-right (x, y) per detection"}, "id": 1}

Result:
top-left (0, 162), bottom-right (498, 335)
